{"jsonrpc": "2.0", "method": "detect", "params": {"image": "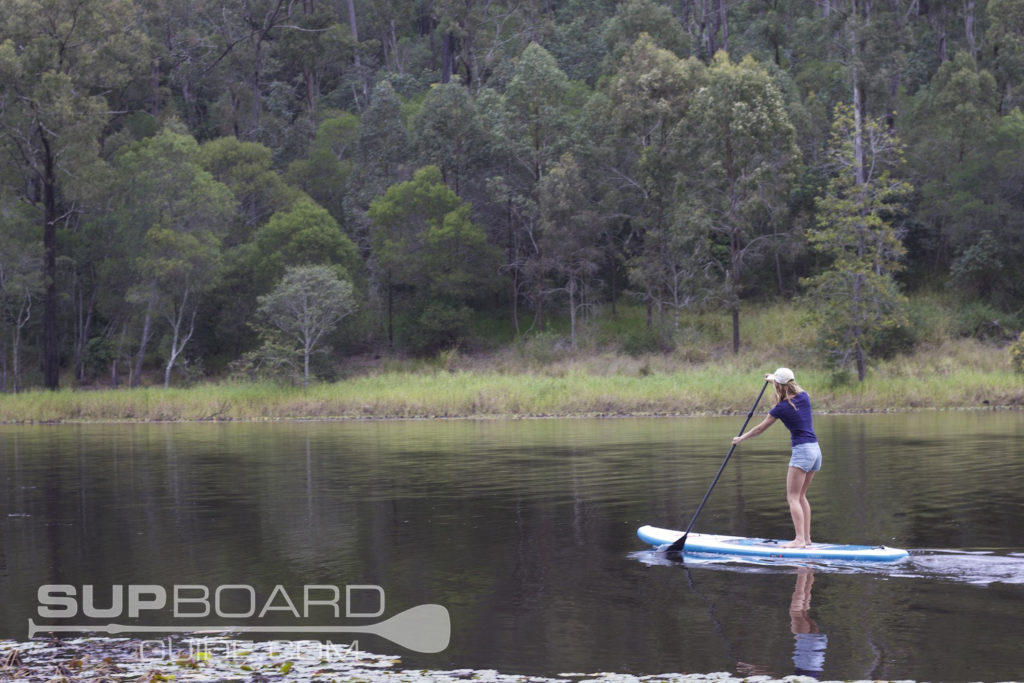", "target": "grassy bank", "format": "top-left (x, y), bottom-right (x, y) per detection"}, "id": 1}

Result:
top-left (1, 338), bottom-right (1020, 424)
top-left (2, 298), bottom-right (1021, 424)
